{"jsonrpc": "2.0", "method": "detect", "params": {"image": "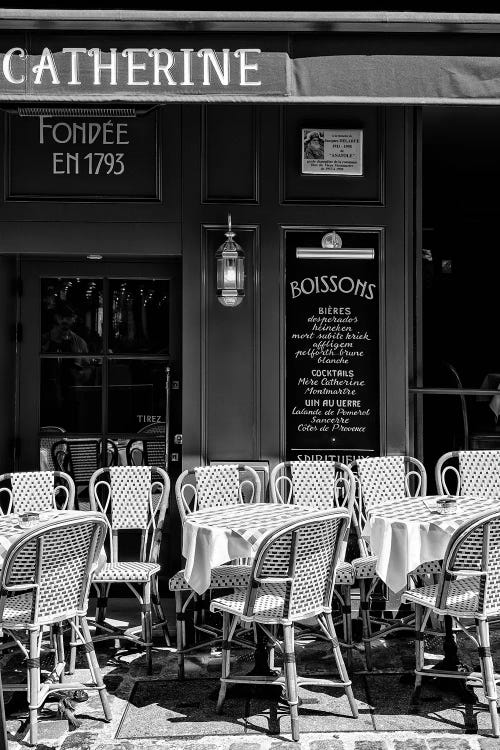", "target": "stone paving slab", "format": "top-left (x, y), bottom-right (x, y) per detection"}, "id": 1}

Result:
top-left (3, 605), bottom-right (500, 749)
